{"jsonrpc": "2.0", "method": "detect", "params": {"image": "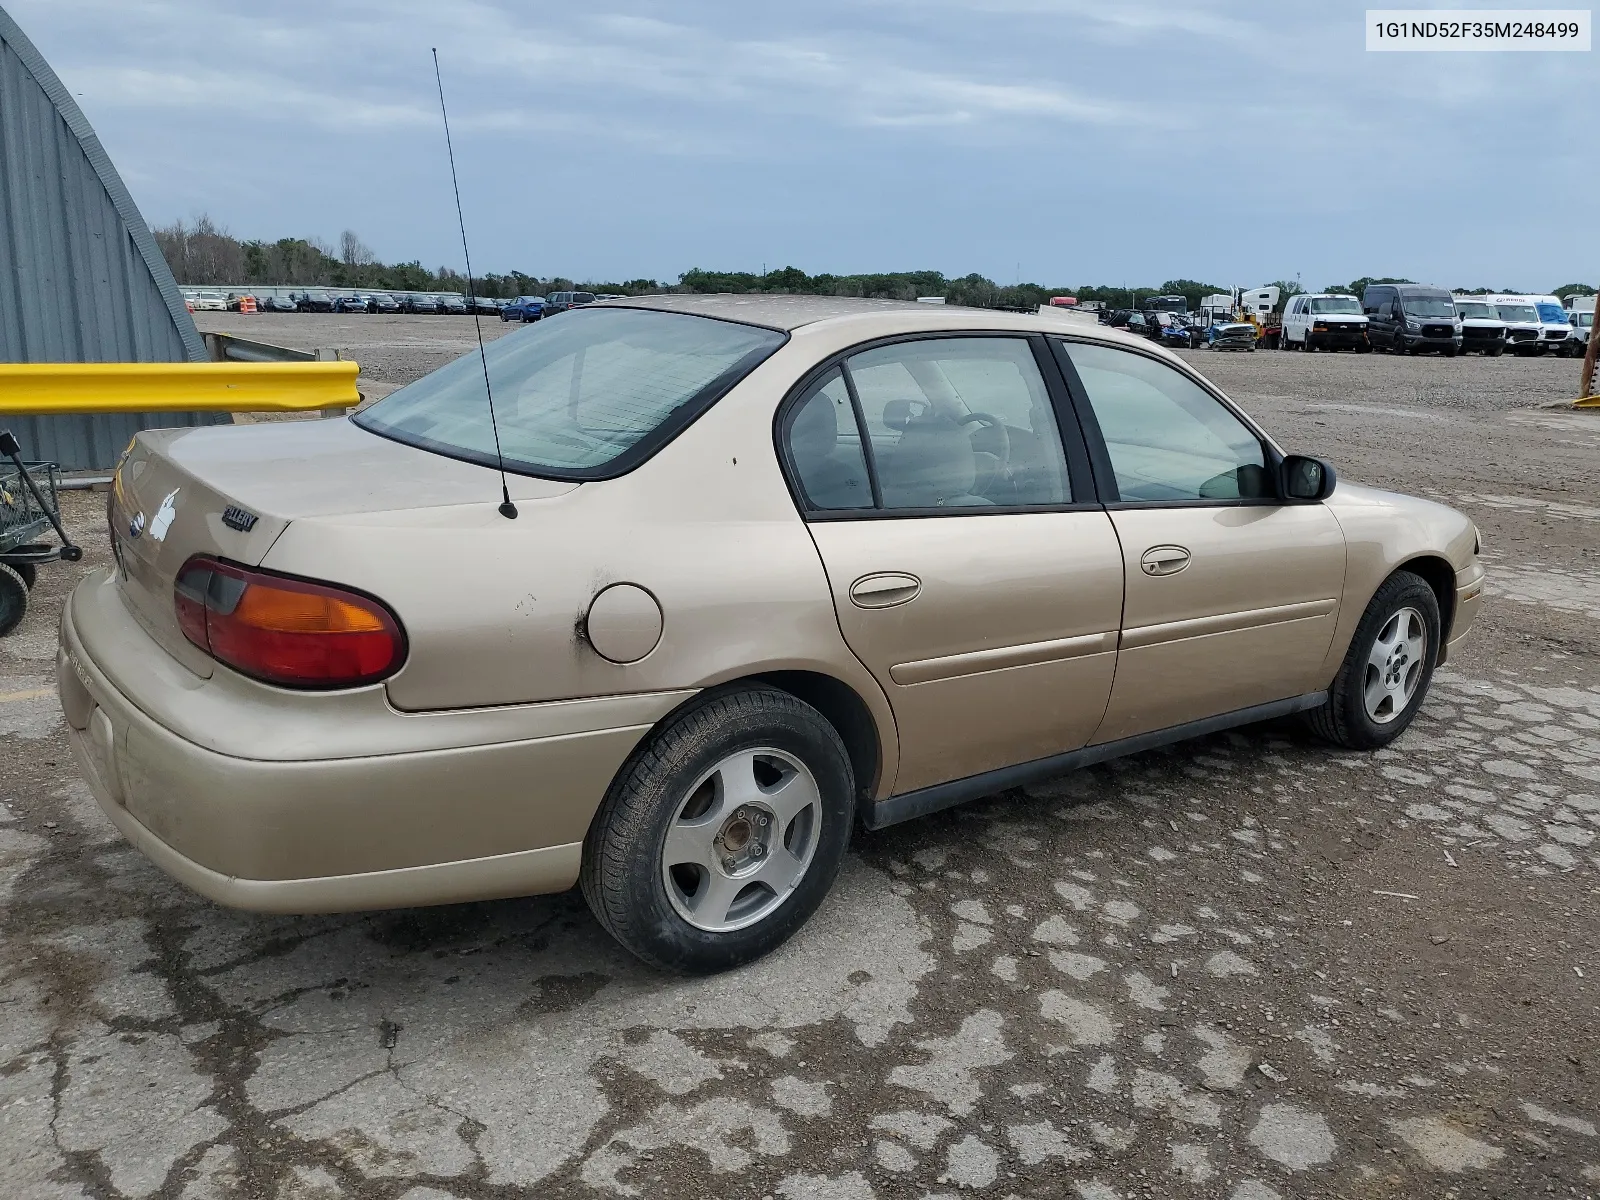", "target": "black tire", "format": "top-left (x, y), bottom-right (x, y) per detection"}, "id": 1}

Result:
top-left (581, 685), bottom-right (854, 974)
top-left (0, 564), bottom-right (28, 637)
top-left (1303, 570), bottom-right (1441, 750)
